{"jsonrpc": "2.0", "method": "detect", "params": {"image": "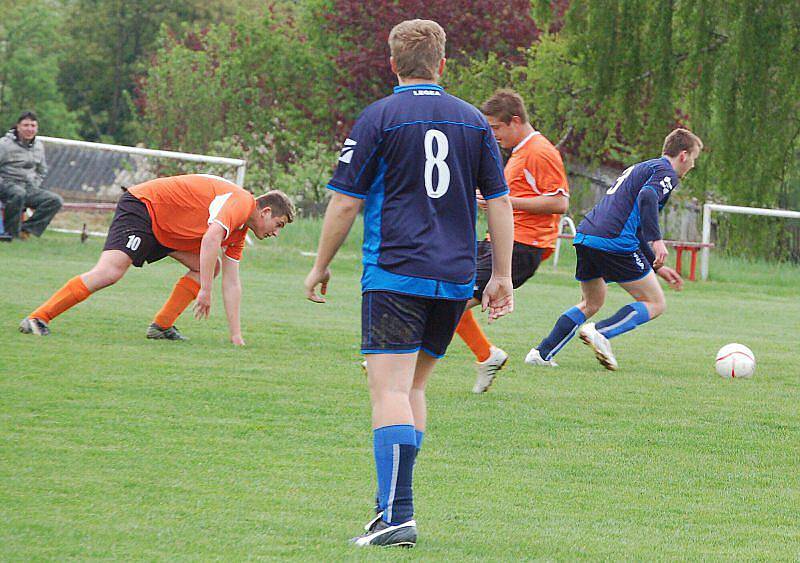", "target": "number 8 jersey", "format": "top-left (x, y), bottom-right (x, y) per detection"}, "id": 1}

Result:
top-left (328, 84), bottom-right (508, 299)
